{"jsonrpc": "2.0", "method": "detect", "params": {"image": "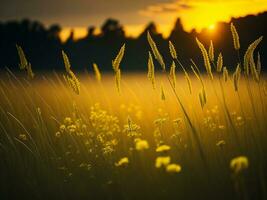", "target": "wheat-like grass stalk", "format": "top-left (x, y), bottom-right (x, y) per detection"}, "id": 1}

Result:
top-left (223, 67), bottom-right (229, 82)
top-left (112, 44), bottom-right (126, 93)
top-left (66, 71), bottom-right (80, 95)
top-left (257, 52), bottom-right (261, 75)
top-left (115, 69), bottom-right (121, 94)
top-left (112, 44), bottom-right (125, 72)
top-left (169, 61), bottom-right (176, 89)
top-left (216, 53), bottom-right (223, 72)
top-left (190, 59), bottom-right (206, 96)
top-left (26, 63), bottom-right (35, 79)
top-left (251, 59), bottom-right (260, 82)
top-left (62, 50), bottom-right (71, 73)
top-left (147, 51), bottom-right (153, 79)
top-left (147, 31), bottom-right (166, 71)
top-left (169, 41), bottom-right (177, 59)
top-left (243, 36), bottom-right (263, 75)
top-left (185, 72), bottom-right (192, 94)
top-left (16, 45), bottom-right (34, 79)
top-left (196, 38), bottom-right (213, 80)
top-left (191, 63), bottom-right (207, 106)
top-left (190, 65), bottom-right (201, 82)
top-left (62, 50), bottom-right (80, 94)
top-left (199, 87), bottom-right (206, 109)
top-left (93, 63), bottom-right (101, 82)
top-left (233, 64), bottom-right (241, 91)
top-left (208, 40), bottom-right (214, 62)
top-left (167, 41), bottom-right (192, 94)
top-left (190, 59), bottom-right (203, 82)
top-left (249, 51), bottom-right (259, 82)
top-left (16, 44), bottom-right (28, 70)
top-left (63, 74), bottom-right (80, 95)
top-left (230, 23), bottom-right (240, 50)
top-left (147, 51), bottom-right (156, 89)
